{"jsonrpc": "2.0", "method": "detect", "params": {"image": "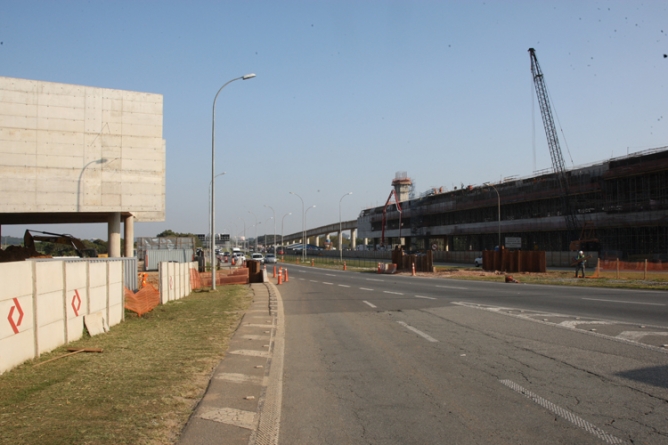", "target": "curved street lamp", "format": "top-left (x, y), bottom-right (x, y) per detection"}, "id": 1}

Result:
top-left (211, 73), bottom-right (256, 290)
top-left (339, 192), bottom-right (353, 261)
top-left (289, 192), bottom-right (305, 261)
top-left (305, 205), bottom-right (316, 258)
top-left (248, 211), bottom-right (258, 251)
top-left (209, 172), bottom-right (226, 249)
top-left (281, 212), bottom-right (292, 249)
top-left (264, 205), bottom-right (276, 254)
